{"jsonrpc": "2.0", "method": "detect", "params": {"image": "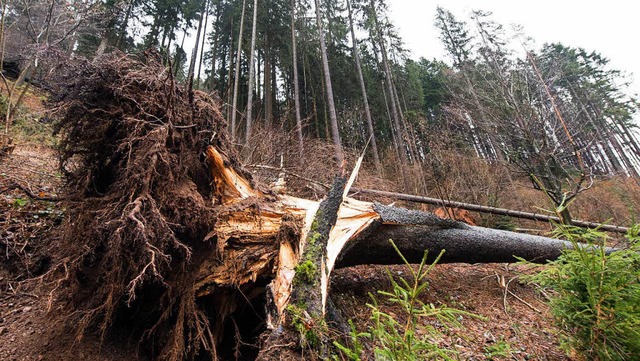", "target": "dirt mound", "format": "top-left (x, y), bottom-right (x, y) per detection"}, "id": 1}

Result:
top-left (47, 51), bottom-right (243, 360)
